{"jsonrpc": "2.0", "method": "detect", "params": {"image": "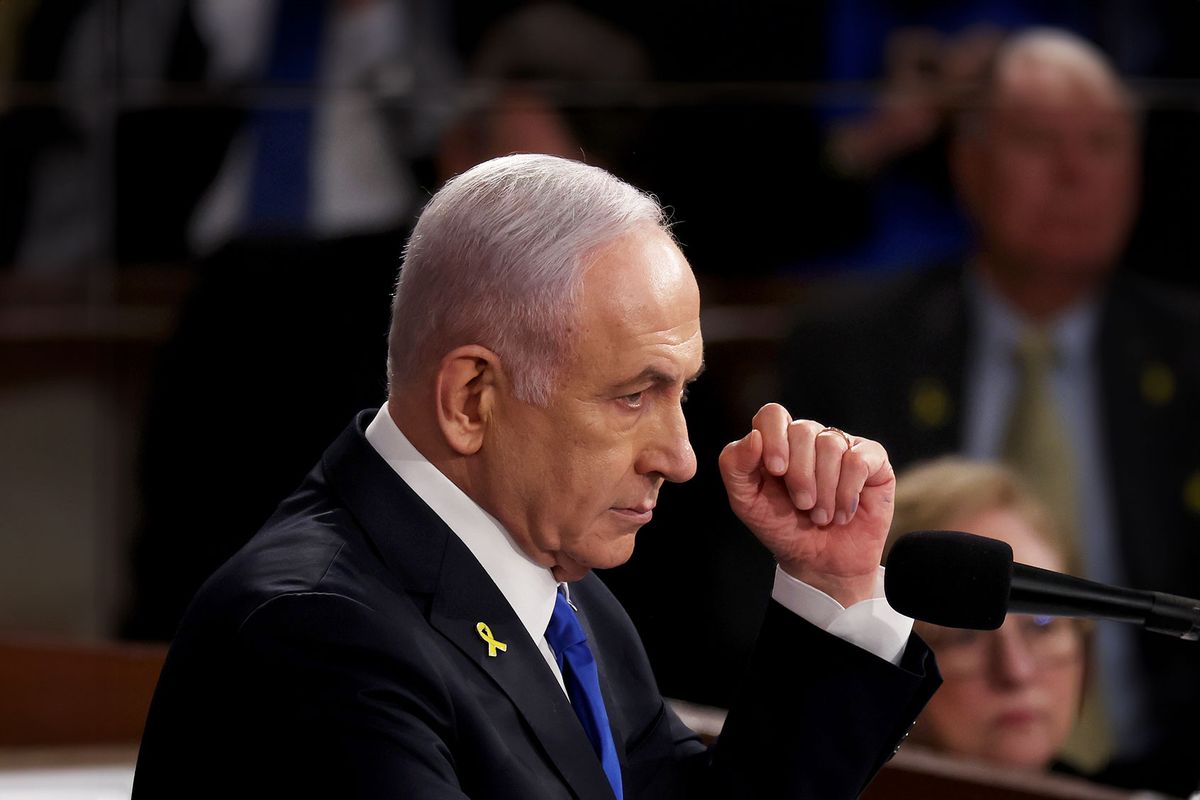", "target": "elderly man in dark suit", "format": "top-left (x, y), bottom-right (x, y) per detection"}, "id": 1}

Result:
top-left (133, 154), bottom-right (939, 799)
top-left (784, 29), bottom-right (1200, 796)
